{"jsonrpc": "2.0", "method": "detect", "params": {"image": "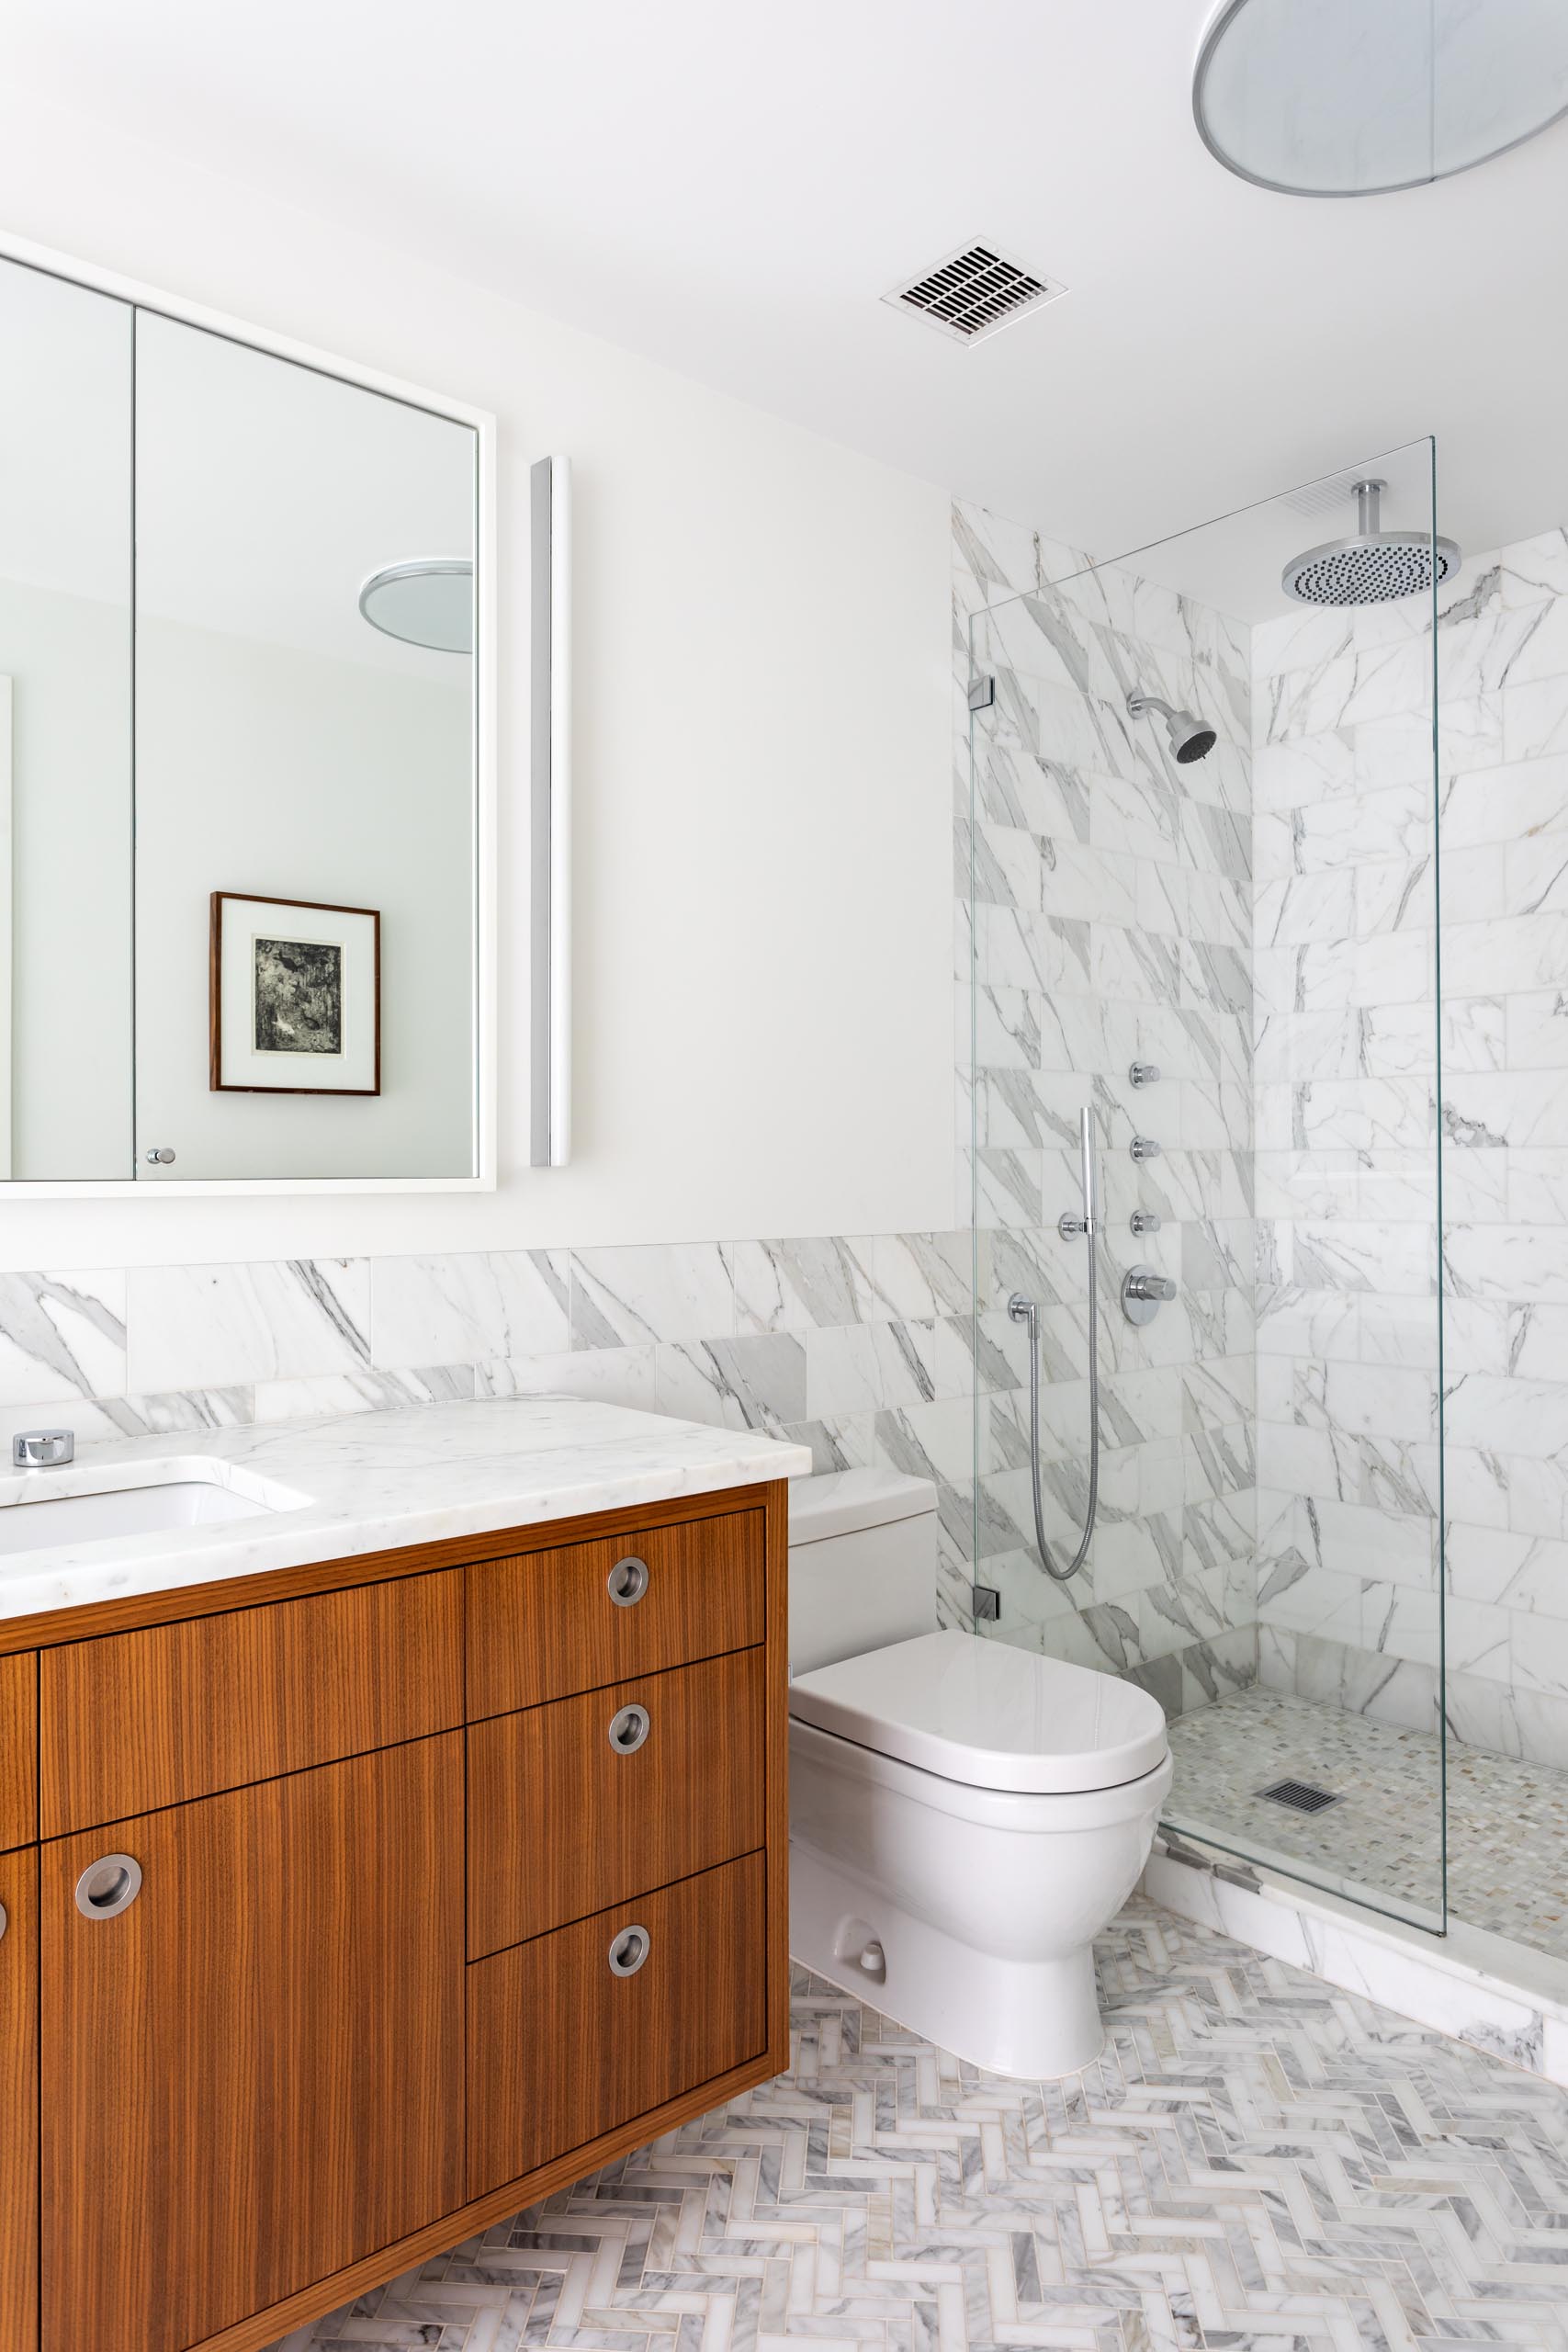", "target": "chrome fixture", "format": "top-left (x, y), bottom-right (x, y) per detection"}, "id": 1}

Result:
top-left (1126, 690), bottom-right (1216, 765)
top-left (1130, 1135), bottom-right (1162, 1161)
top-left (1193, 0), bottom-right (1568, 198)
top-left (358, 557), bottom-right (473, 654)
top-left (606, 1555), bottom-right (649, 1605)
top-left (143, 1146), bottom-right (176, 1166)
top-left (1281, 480), bottom-right (1461, 607)
top-left (13, 1429), bottom-right (73, 1468)
top-left (74, 1853), bottom-right (142, 1919)
top-left (966, 673), bottom-right (995, 712)
top-left (972, 1584), bottom-right (1000, 1623)
top-left (1129, 1061), bottom-right (1160, 1088)
top-left (607, 1923), bottom-right (650, 1977)
top-left (1122, 1266), bottom-right (1178, 1328)
top-left (607, 1703), bottom-right (651, 1754)
top-left (1008, 1105), bottom-right (1100, 1584)
top-left (1131, 1210), bottom-right (1162, 1236)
